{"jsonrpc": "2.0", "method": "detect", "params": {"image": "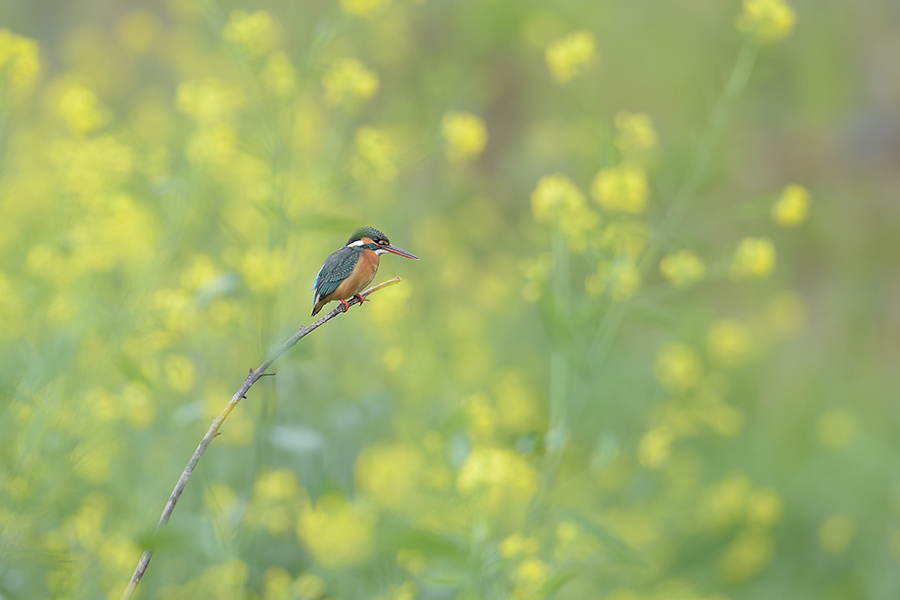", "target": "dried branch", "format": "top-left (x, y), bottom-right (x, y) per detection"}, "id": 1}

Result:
top-left (120, 276), bottom-right (403, 600)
